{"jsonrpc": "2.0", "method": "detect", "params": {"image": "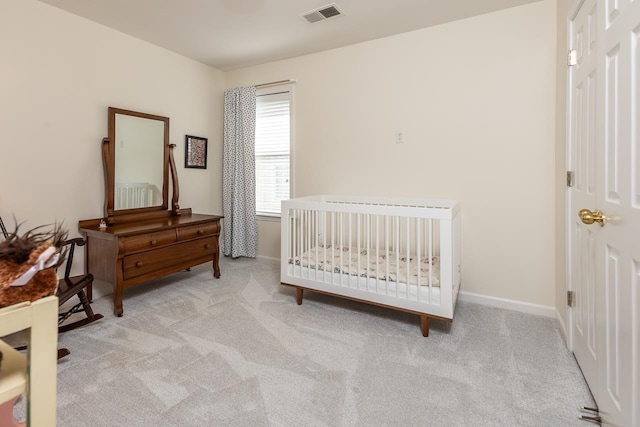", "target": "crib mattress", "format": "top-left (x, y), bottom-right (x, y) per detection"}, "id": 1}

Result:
top-left (289, 244), bottom-right (440, 287)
